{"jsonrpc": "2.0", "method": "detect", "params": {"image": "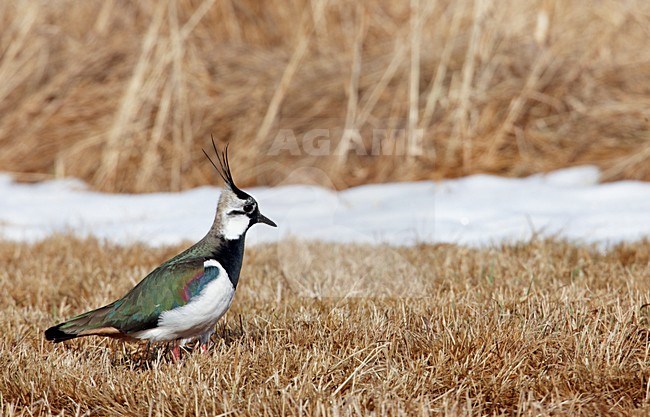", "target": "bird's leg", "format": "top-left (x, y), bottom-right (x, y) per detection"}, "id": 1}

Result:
top-left (171, 341), bottom-right (182, 361)
top-left (142, 341), bottom-right (150, 361)
top-left (199, 336), bottom-right (209, 354)
top-left (198, 329), bottom-right (214, 354)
